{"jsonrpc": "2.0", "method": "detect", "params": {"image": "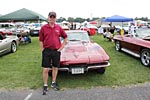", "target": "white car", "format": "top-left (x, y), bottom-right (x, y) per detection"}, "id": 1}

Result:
top-left (16, 27), bottom-right (30, 34)
top-left (30, 26), bottom-right (41, 36)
